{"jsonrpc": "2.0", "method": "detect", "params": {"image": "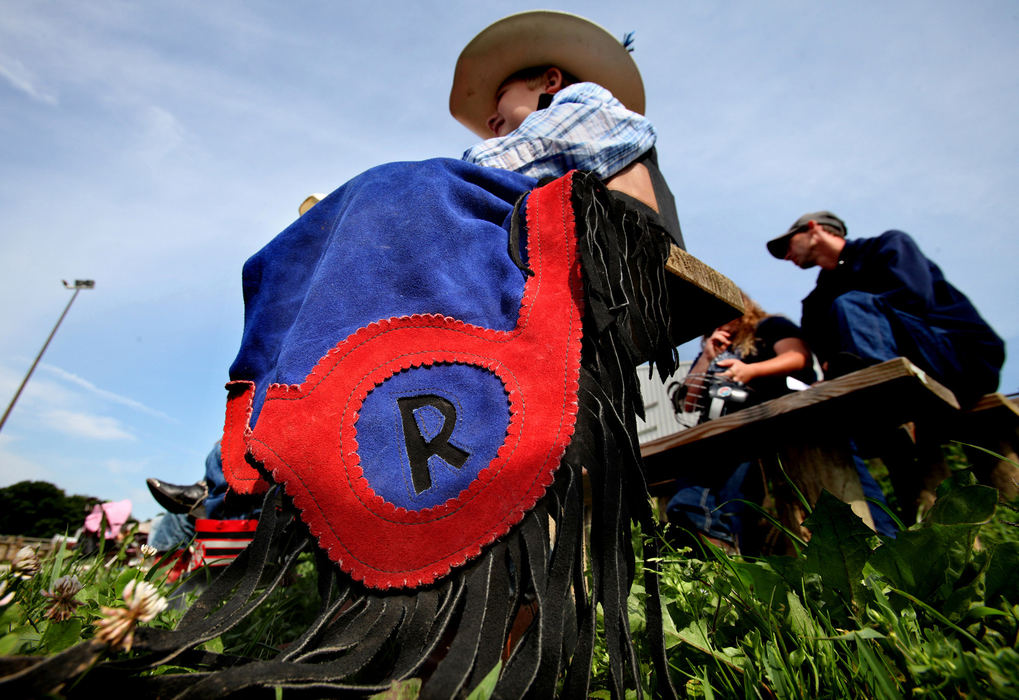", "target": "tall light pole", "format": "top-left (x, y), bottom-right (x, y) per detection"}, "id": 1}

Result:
top-left (0, 280), bottom-right (95, 434)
